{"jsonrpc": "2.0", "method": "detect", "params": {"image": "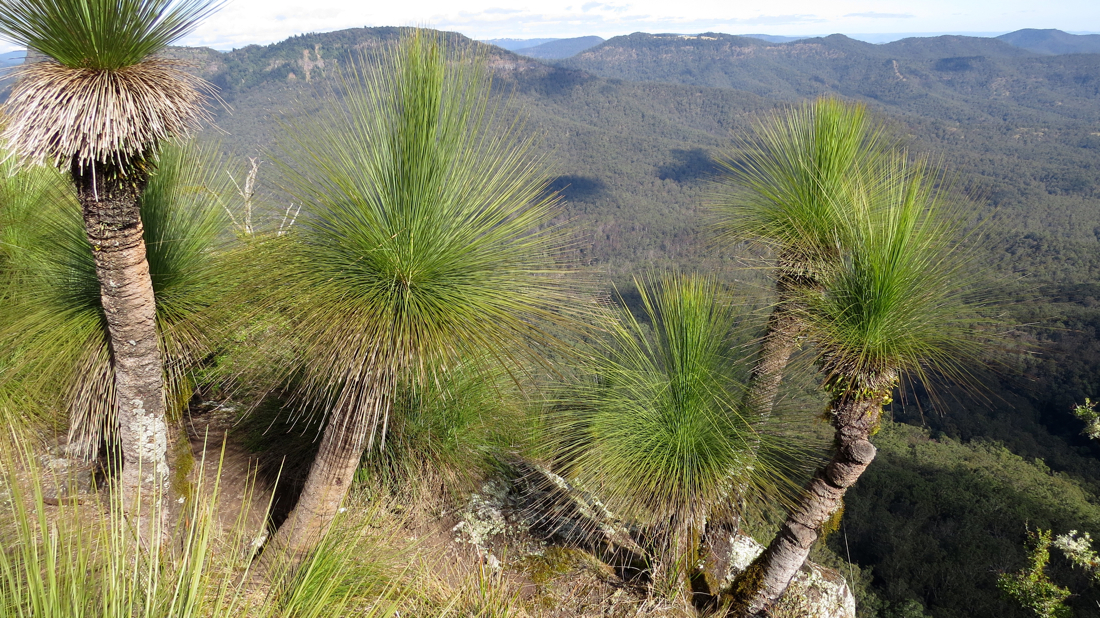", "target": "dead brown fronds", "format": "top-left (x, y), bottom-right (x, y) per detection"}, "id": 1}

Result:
top-left (1, 58), bottom-right (211, 169)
